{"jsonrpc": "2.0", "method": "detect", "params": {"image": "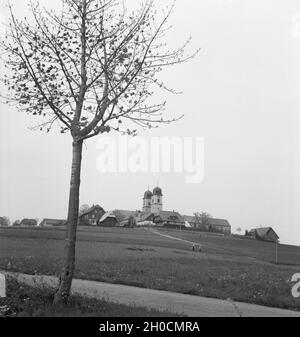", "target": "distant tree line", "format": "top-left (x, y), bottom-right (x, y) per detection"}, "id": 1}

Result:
top-left (0, 217), bottom-right (10, 226)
